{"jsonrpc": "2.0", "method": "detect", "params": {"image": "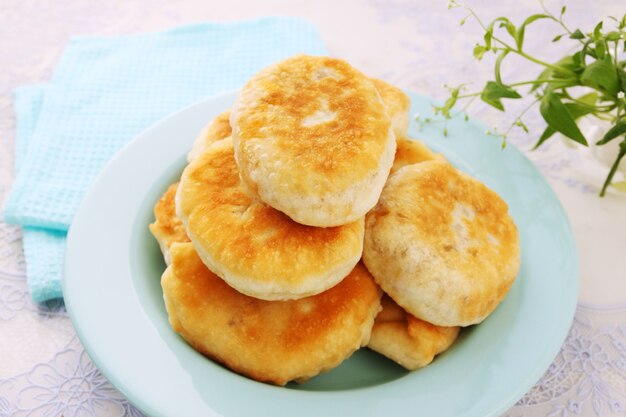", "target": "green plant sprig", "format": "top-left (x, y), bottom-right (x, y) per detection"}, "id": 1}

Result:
top-left (438, 0), bottom-right (626, 196)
